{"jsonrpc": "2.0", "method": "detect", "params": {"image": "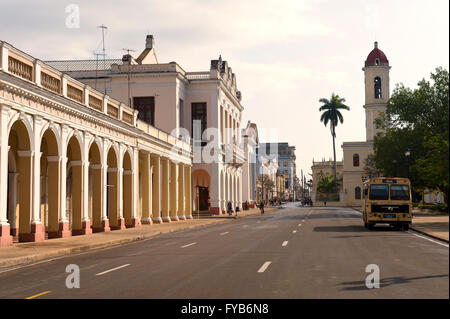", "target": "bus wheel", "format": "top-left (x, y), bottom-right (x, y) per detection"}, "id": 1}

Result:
top-left (368, 223), bottom-right (374, 230)
top-left (402, 224), bottom-right (410, 231)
